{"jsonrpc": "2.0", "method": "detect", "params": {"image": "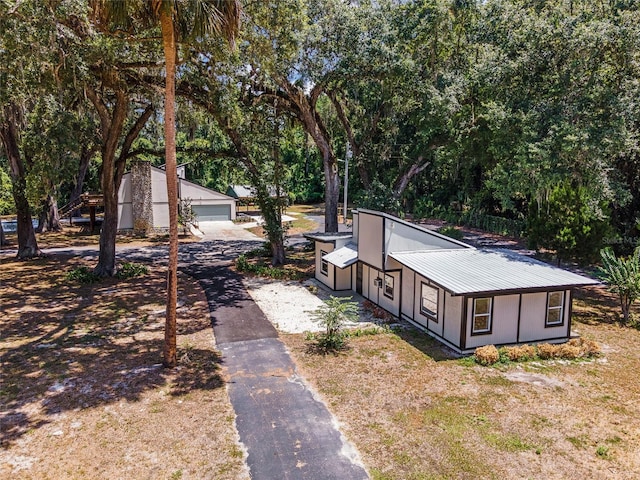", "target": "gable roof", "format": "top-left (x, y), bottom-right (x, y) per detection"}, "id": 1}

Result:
top-left (389, 248), bottom-right (599, 296)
